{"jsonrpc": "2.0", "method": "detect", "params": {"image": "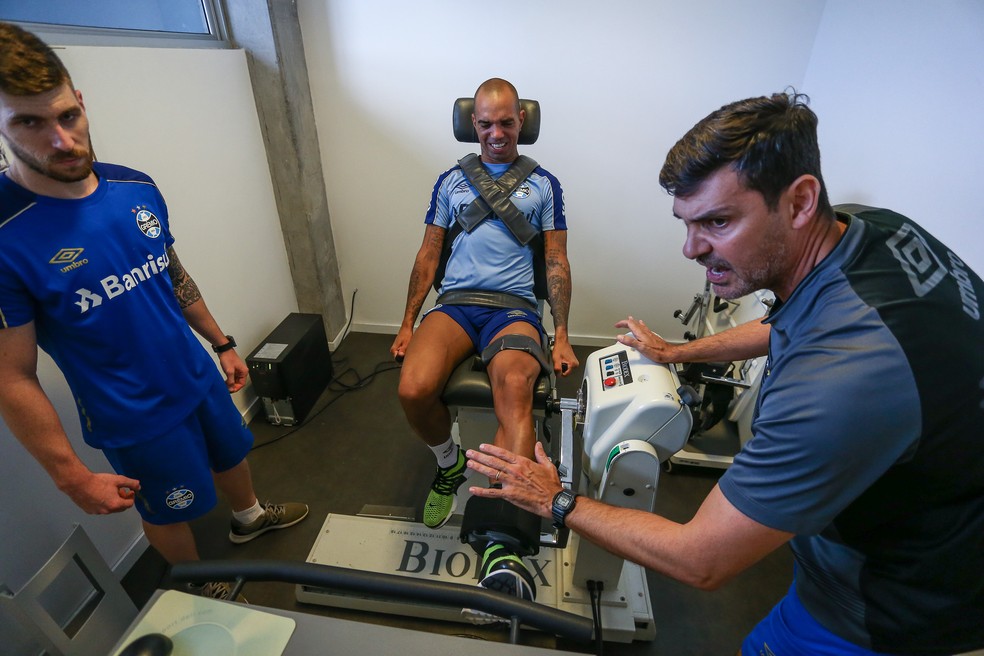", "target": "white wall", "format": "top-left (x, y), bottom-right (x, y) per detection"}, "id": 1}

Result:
top-left (298, 0), bottom-right (827, 343)
top-left (299, 0), bottom-right (984, 343)
top-left (0, 45), bottom-right (296, 646)
top-left (804, 0), bottom-right (984, 274)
